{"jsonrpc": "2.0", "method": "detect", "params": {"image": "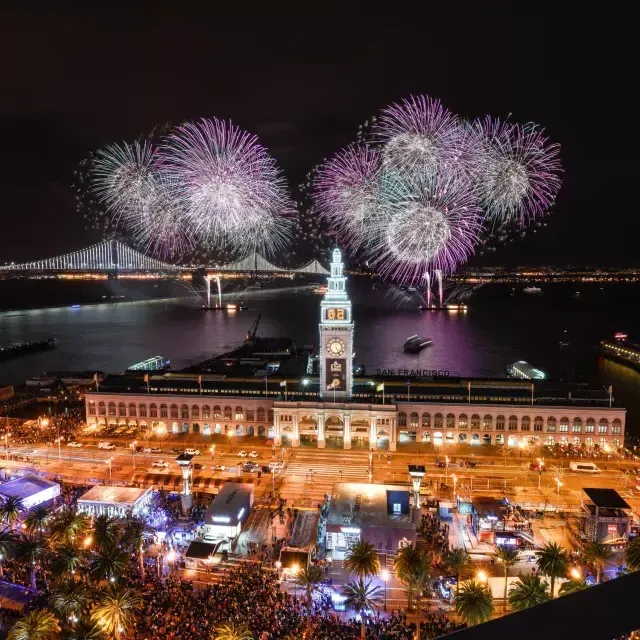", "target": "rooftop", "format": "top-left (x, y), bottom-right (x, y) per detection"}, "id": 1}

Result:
top-left (77, 485), bottom-right (151, 507)
top-left (327, 483), bottom-right (415, 531)
top-left (0, 474), bottom-right (59, 501)
top-left (582, 488), bottom-right (630, 510)
top-left (185, 540), bottom-right (218, 559)
top-left (205, 482), bottom-right (253, 526)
